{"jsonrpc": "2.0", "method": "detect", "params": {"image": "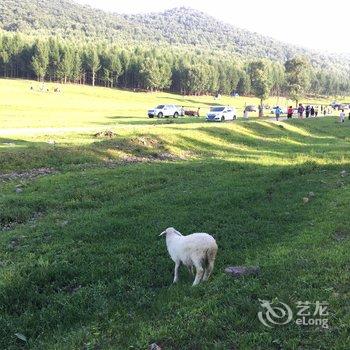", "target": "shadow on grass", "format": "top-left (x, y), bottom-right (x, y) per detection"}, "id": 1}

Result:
top-left (103, 116), bottom-right (205, 126)
top-left (1, 118), bottom-right (349, 173)
top-left (0, 154), bottom-right (349, 349)
top-left (1, 118), bottom-right (349, 350)
top-left (157, 95), bottom-right (223, 108)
